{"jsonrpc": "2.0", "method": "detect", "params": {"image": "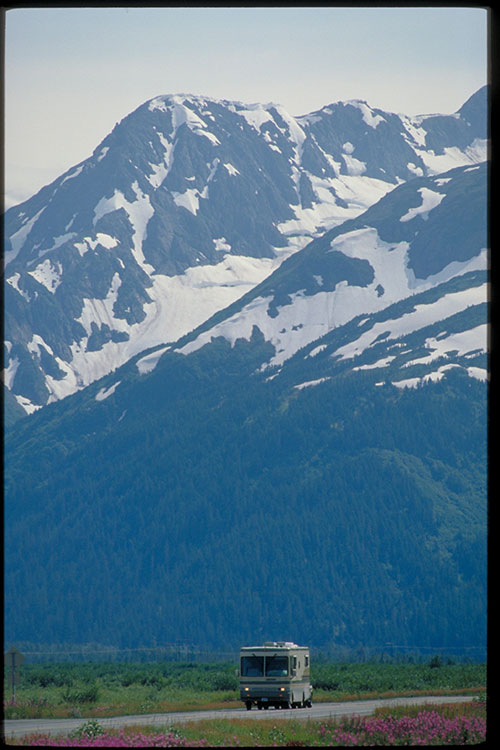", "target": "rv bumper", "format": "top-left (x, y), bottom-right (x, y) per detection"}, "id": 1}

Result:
top-left (240, 685), bottom-right (290, 701)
